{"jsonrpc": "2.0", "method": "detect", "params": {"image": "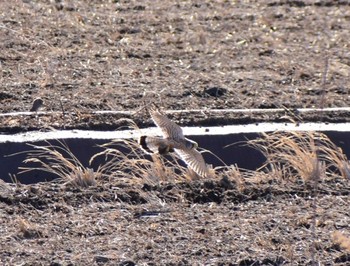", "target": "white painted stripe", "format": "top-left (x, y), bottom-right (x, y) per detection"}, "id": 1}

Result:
top-left (1, 123), bottom-right (349, 143)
